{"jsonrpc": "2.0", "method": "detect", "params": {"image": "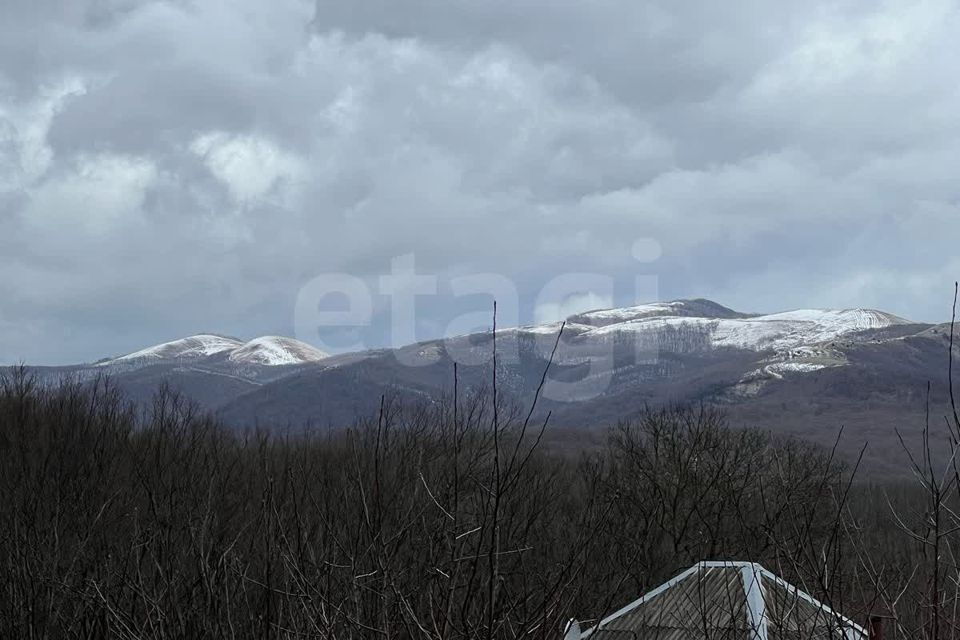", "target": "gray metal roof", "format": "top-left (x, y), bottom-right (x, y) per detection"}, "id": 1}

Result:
top-left (568, 561), bottom-right (868, 640)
